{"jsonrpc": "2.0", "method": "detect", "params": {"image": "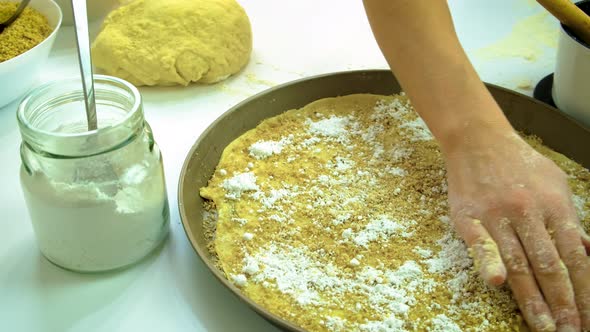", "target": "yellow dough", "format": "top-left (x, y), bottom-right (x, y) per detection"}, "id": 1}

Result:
top-left (91, 0), bottom-right (252, 86)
